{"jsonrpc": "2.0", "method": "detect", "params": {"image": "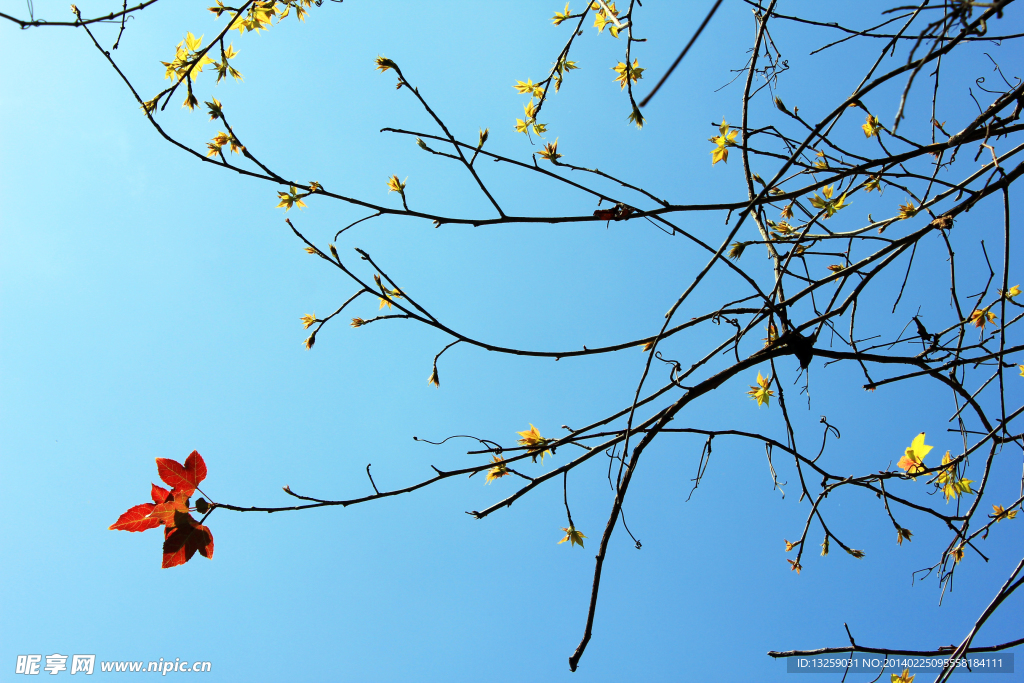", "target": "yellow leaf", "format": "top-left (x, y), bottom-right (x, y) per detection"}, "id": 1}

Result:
top-left (427, 365), bottom-right (440, 388)
top-left (993, 504), bottom-right (1018, 522)
top-left (897, 432), bottom-right (932, 477)
top-left (378, 287), bottom-right (403, 310)
top-left (969, 308), bottom-right (996, 329)
top-left (539, 139), bottom-right (562, 162)
top-left (558, 525), bottom-right (587, 548)
top-left (897, 200), bottom-right (918, 220)
top-left (891, 668), bottom-right (915, 683)
top-left (205, 97), bottom-right (223, 121)
top-left (513, 78), bottom-right (545, 98)
top-left (517, 424), bottom-right (552, 463)
top-left (300, 313), bottom-right (316, 329)
top-left (386, 175), bottom-right (407, 194)
top-left (276, 186), bottom-right (307, 211)
top-left (485, 455), bottom-right (509, 483)
top-left (747, 371), bottom-right (774, 407)
top-left (374, 55), bottom-right (397, 73)
top-left (897, 528), bottom-right (913, 545)
top-left (709, 120), bottom-right (739, 165)
top-left (627, 105), bottom-right (645, 129)
top-left (787, 559), bottom-right (801, 573)
top-left (185, 31), bottom-right (202, 52)
top-left (862, 114), bottom-right (883, 138)
top-left (808, 185), bottom-right (848, 218)
top-left (552, 2), bottom-right (571, 24)
top-left (612, 59), bottom-right (644, 90)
